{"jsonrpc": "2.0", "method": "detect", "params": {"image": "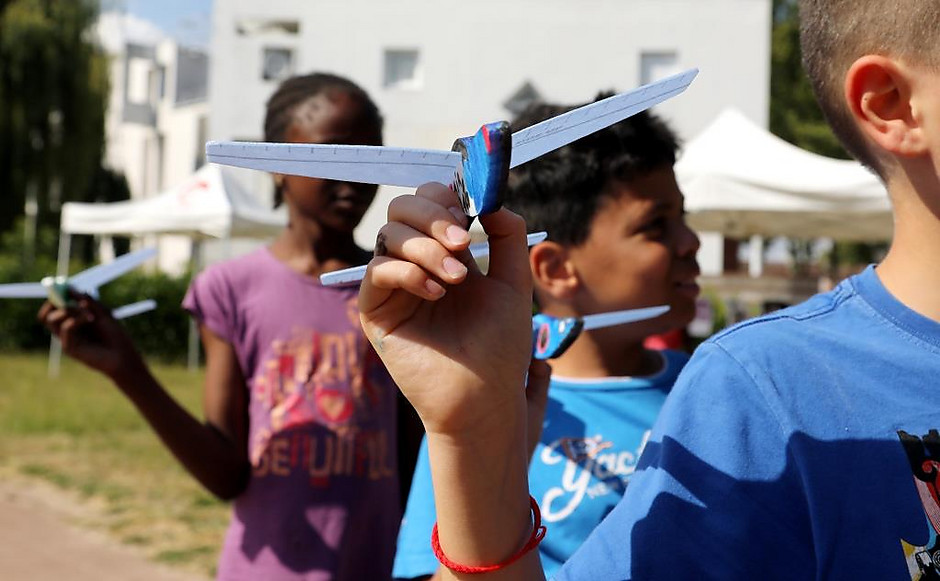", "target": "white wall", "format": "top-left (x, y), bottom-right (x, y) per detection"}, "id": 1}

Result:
top-left (99, 22), bottom-right (210, 274)
top-left (210, 0), bottom-right (771, 256)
